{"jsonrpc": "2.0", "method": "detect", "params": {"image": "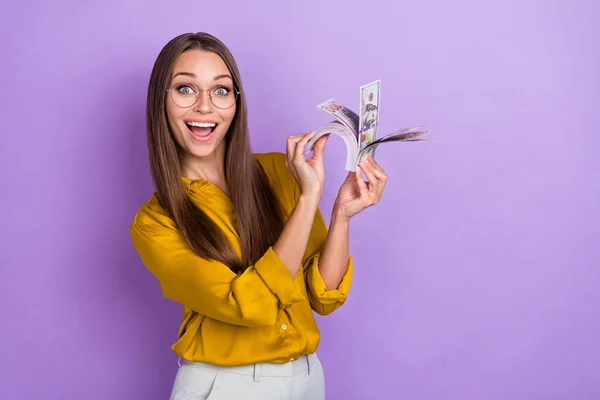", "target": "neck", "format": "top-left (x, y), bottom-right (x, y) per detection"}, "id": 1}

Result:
top-left (181, 144), bottom-right (229, 196)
